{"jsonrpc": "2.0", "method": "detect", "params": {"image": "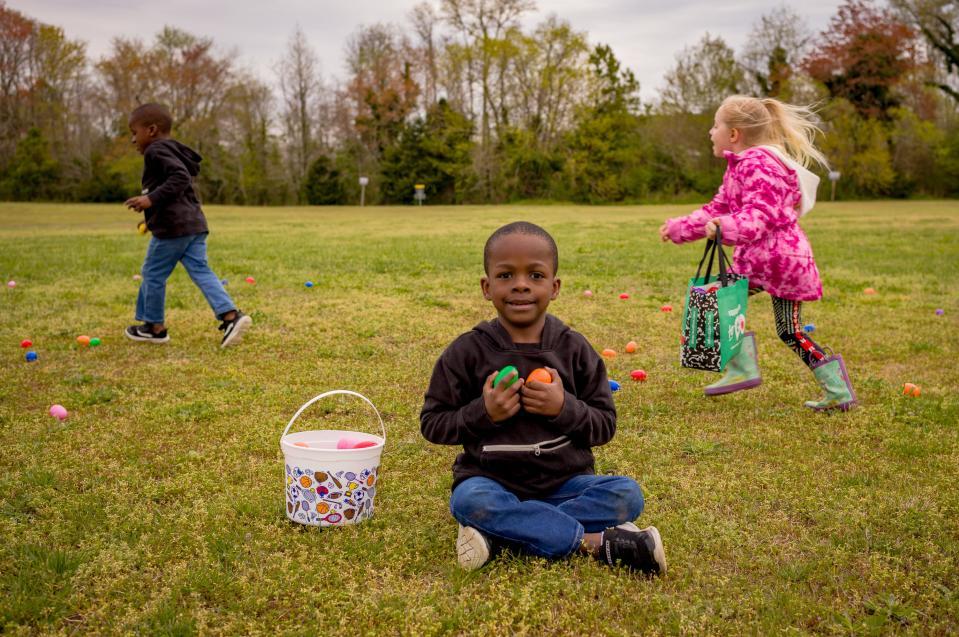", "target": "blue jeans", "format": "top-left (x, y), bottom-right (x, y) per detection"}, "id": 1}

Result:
top-left (136, 233), bottom-right (235, 324)
top-left (449, 475), bottom-right (644, 559)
